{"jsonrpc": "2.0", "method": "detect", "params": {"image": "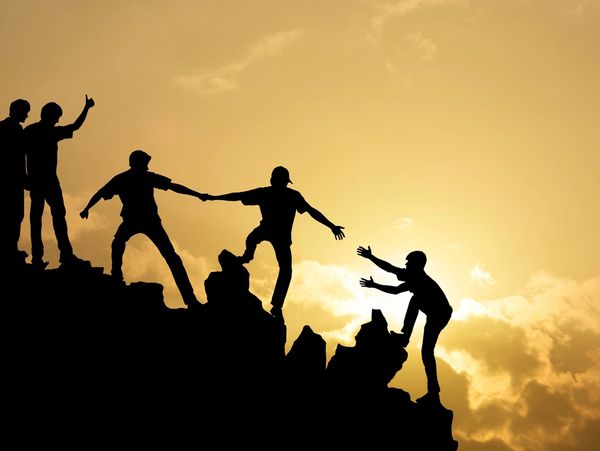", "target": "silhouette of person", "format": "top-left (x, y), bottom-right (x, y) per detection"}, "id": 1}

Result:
top-left (357, 246), bottom-right (452, 404)
top-left (24, 95), bottom-right (95, 269)
top-left (0, 99), bottom-right (30, 267)
top-left (80, 150), bottom-right (204, 308)
top-left (203, 166), bottom-right (345, 320)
